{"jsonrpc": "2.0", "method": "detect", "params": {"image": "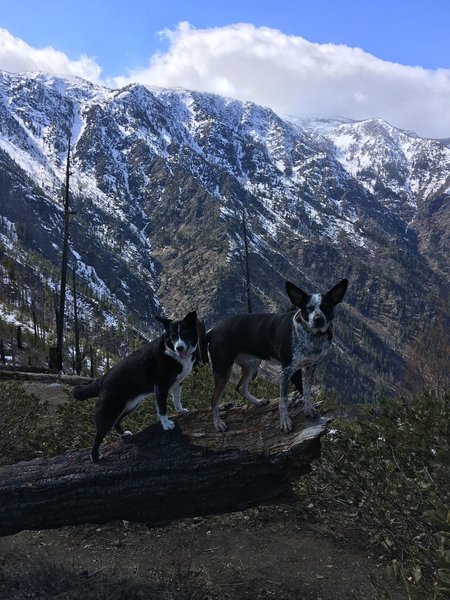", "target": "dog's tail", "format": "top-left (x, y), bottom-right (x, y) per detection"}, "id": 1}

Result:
top-left (73, 379), bottom-right (102, 401)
